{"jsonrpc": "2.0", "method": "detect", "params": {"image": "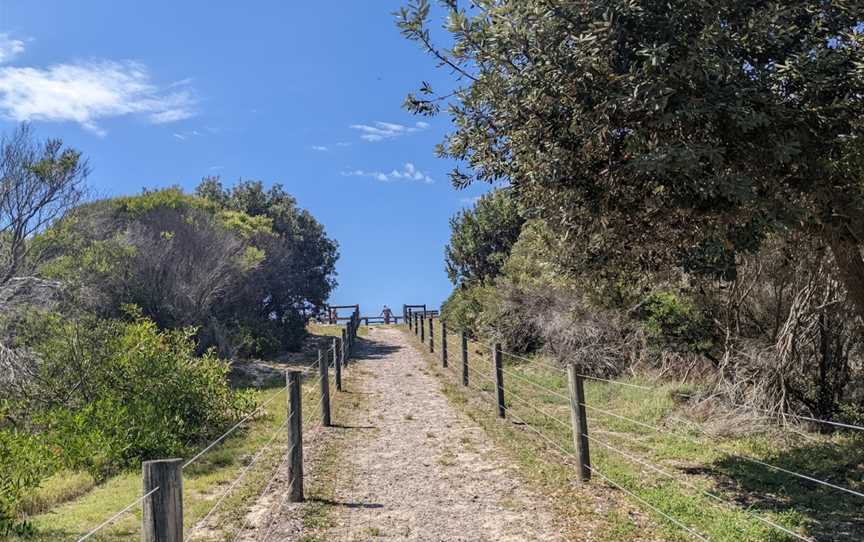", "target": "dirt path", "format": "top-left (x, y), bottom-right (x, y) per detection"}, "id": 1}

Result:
top-left (263, 326), bottom-right (564, 541)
